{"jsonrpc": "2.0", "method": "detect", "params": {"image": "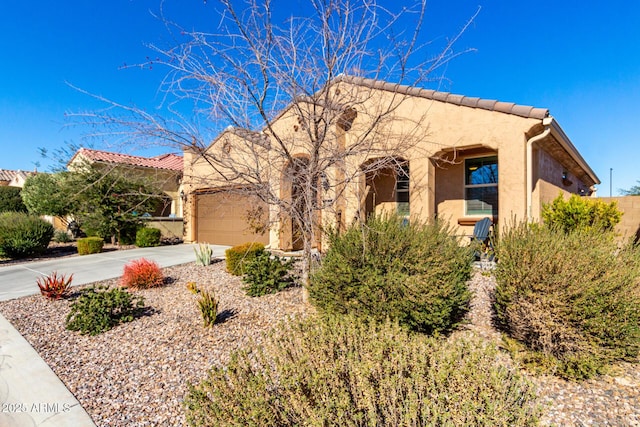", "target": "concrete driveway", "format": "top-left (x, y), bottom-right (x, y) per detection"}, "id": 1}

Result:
top-left (0, 244), bottom-right (230, 302)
